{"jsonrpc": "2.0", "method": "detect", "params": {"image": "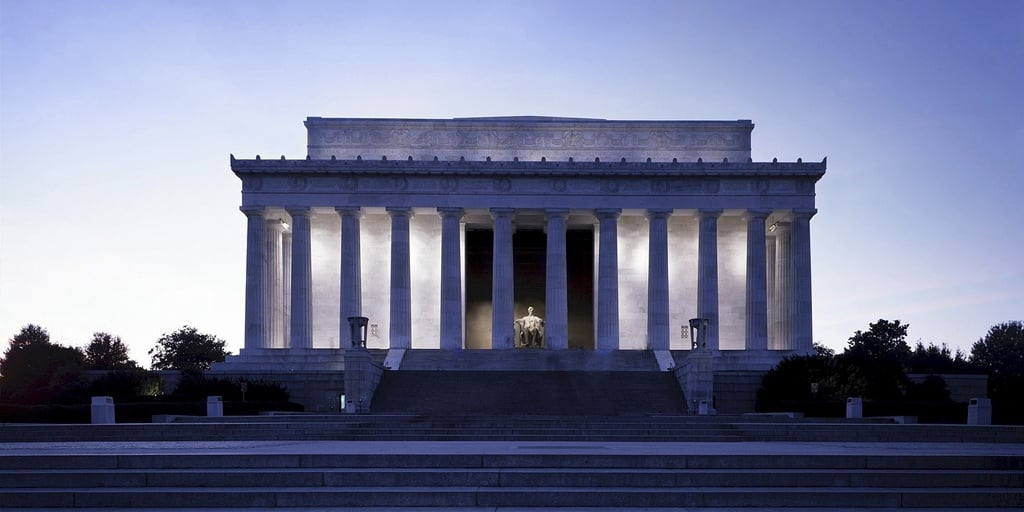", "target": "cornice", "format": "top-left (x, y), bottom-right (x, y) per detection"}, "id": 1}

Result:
top-left (230, 156), bottom-right (826, 179)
